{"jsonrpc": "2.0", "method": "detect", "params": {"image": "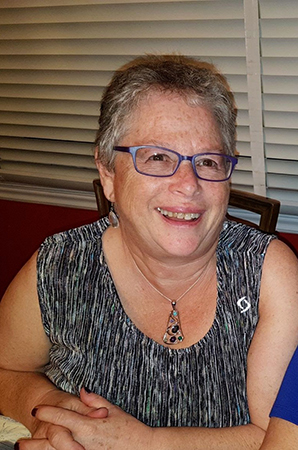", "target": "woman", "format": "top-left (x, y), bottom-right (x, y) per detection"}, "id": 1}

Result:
top-left (260, 347), bottom-right (298, 449)
top-left (0, 55), bottom-right (297, 450)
